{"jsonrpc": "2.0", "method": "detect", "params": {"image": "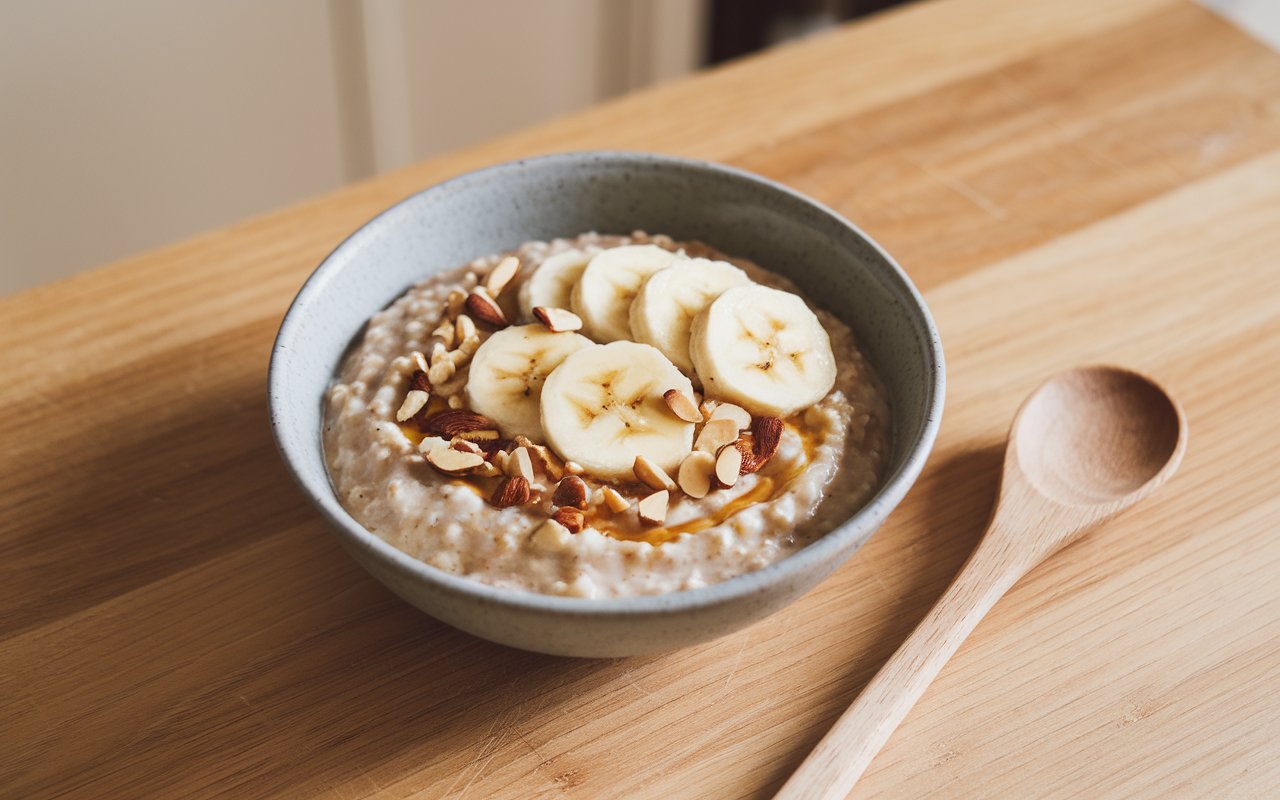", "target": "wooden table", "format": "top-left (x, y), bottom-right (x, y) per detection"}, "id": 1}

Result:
top-left (5, 0), bottom-right (1279, 796)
